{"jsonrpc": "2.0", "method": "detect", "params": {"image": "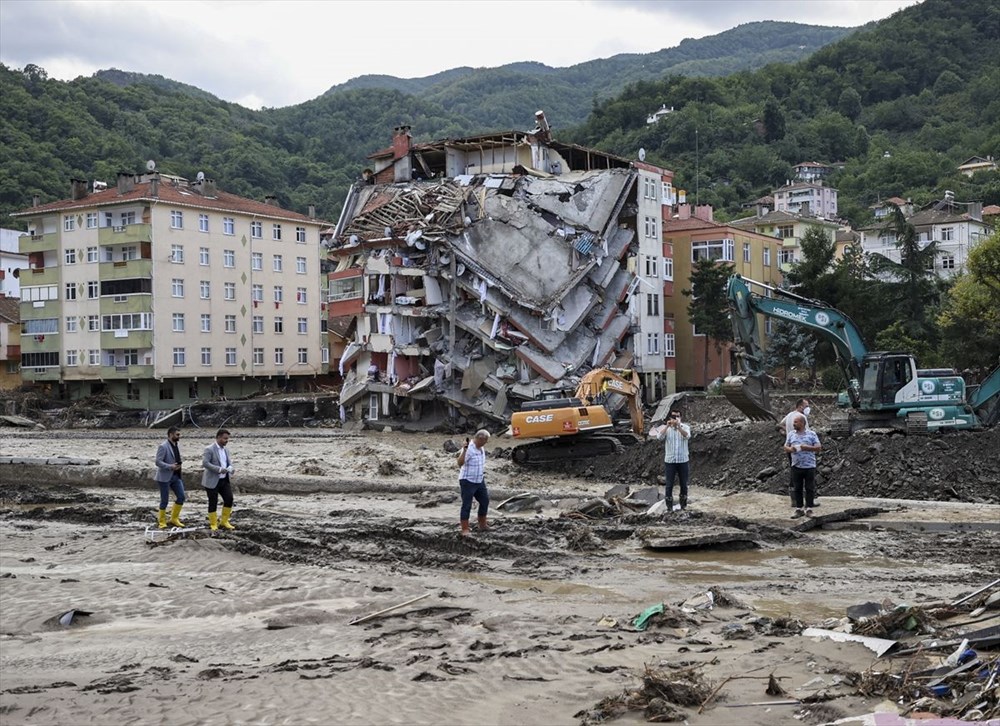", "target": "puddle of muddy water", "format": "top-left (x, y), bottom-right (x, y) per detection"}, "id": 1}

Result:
top-left (453, 572), bottom-right (628, 602)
